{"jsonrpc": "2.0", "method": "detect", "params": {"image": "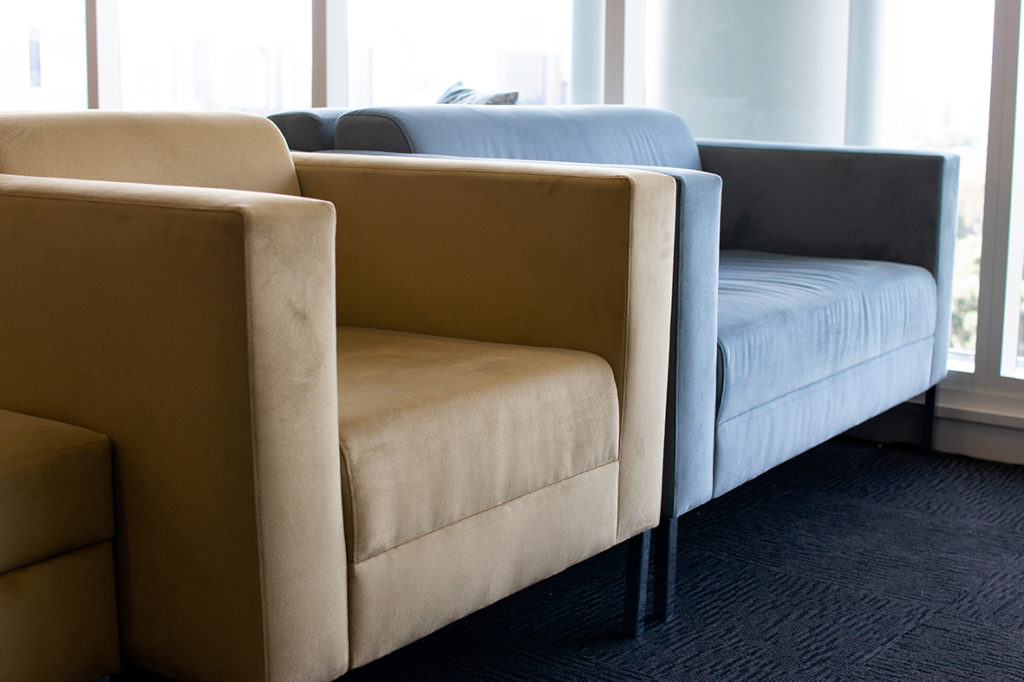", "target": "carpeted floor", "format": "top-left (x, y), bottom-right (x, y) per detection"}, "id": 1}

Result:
top-left (340, 438), bottom-right (1024, 681)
